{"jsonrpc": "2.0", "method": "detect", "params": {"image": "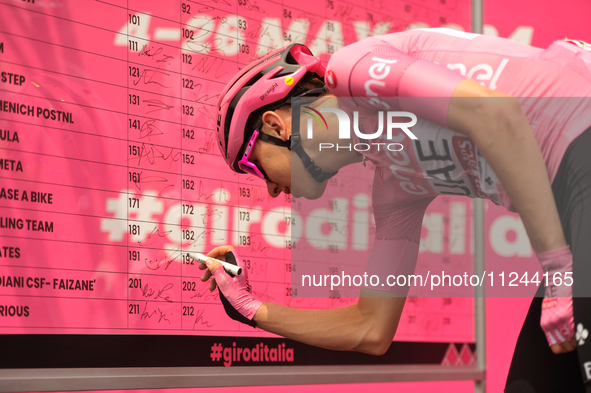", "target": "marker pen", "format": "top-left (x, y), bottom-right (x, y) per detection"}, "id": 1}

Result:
top-left (188, 252), bottom-right (243, 276)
